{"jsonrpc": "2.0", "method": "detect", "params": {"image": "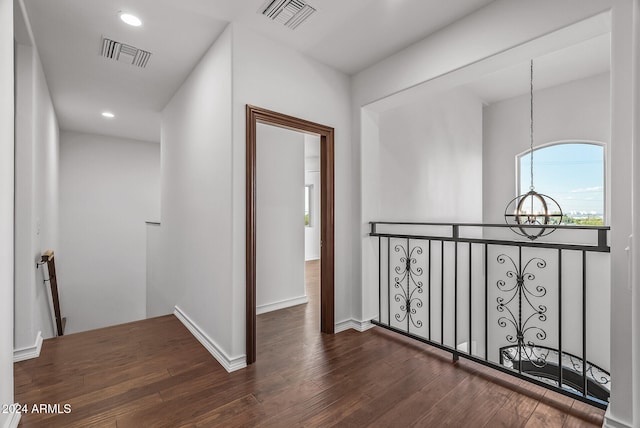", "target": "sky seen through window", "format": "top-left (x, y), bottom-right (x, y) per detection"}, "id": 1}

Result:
top-left (518, 143), bottom-right (604, 222)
